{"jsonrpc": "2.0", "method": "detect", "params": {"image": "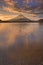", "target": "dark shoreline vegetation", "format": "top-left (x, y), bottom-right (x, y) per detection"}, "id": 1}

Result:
top-left (0, 20), bottom-right (43, 24)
